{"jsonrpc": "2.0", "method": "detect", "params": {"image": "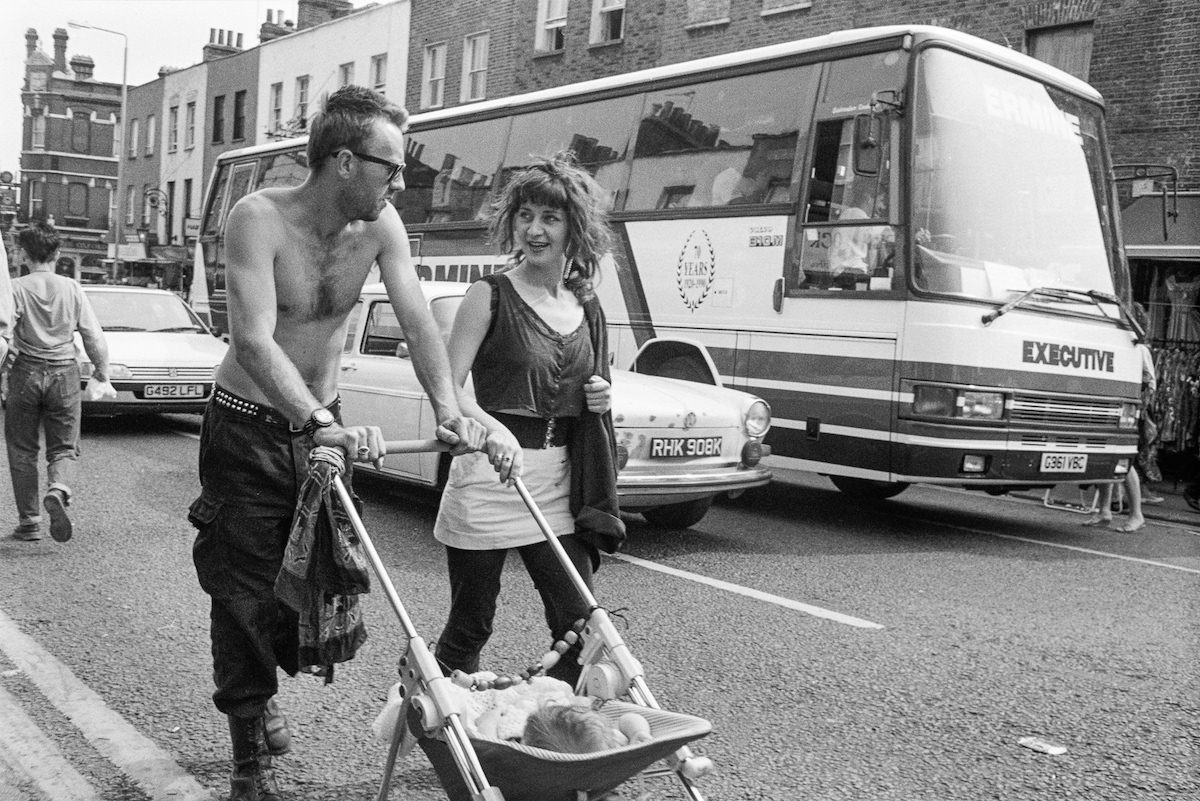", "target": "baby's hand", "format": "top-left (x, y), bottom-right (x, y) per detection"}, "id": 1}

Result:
top-left (618, 712), bottom-right (652, 744)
